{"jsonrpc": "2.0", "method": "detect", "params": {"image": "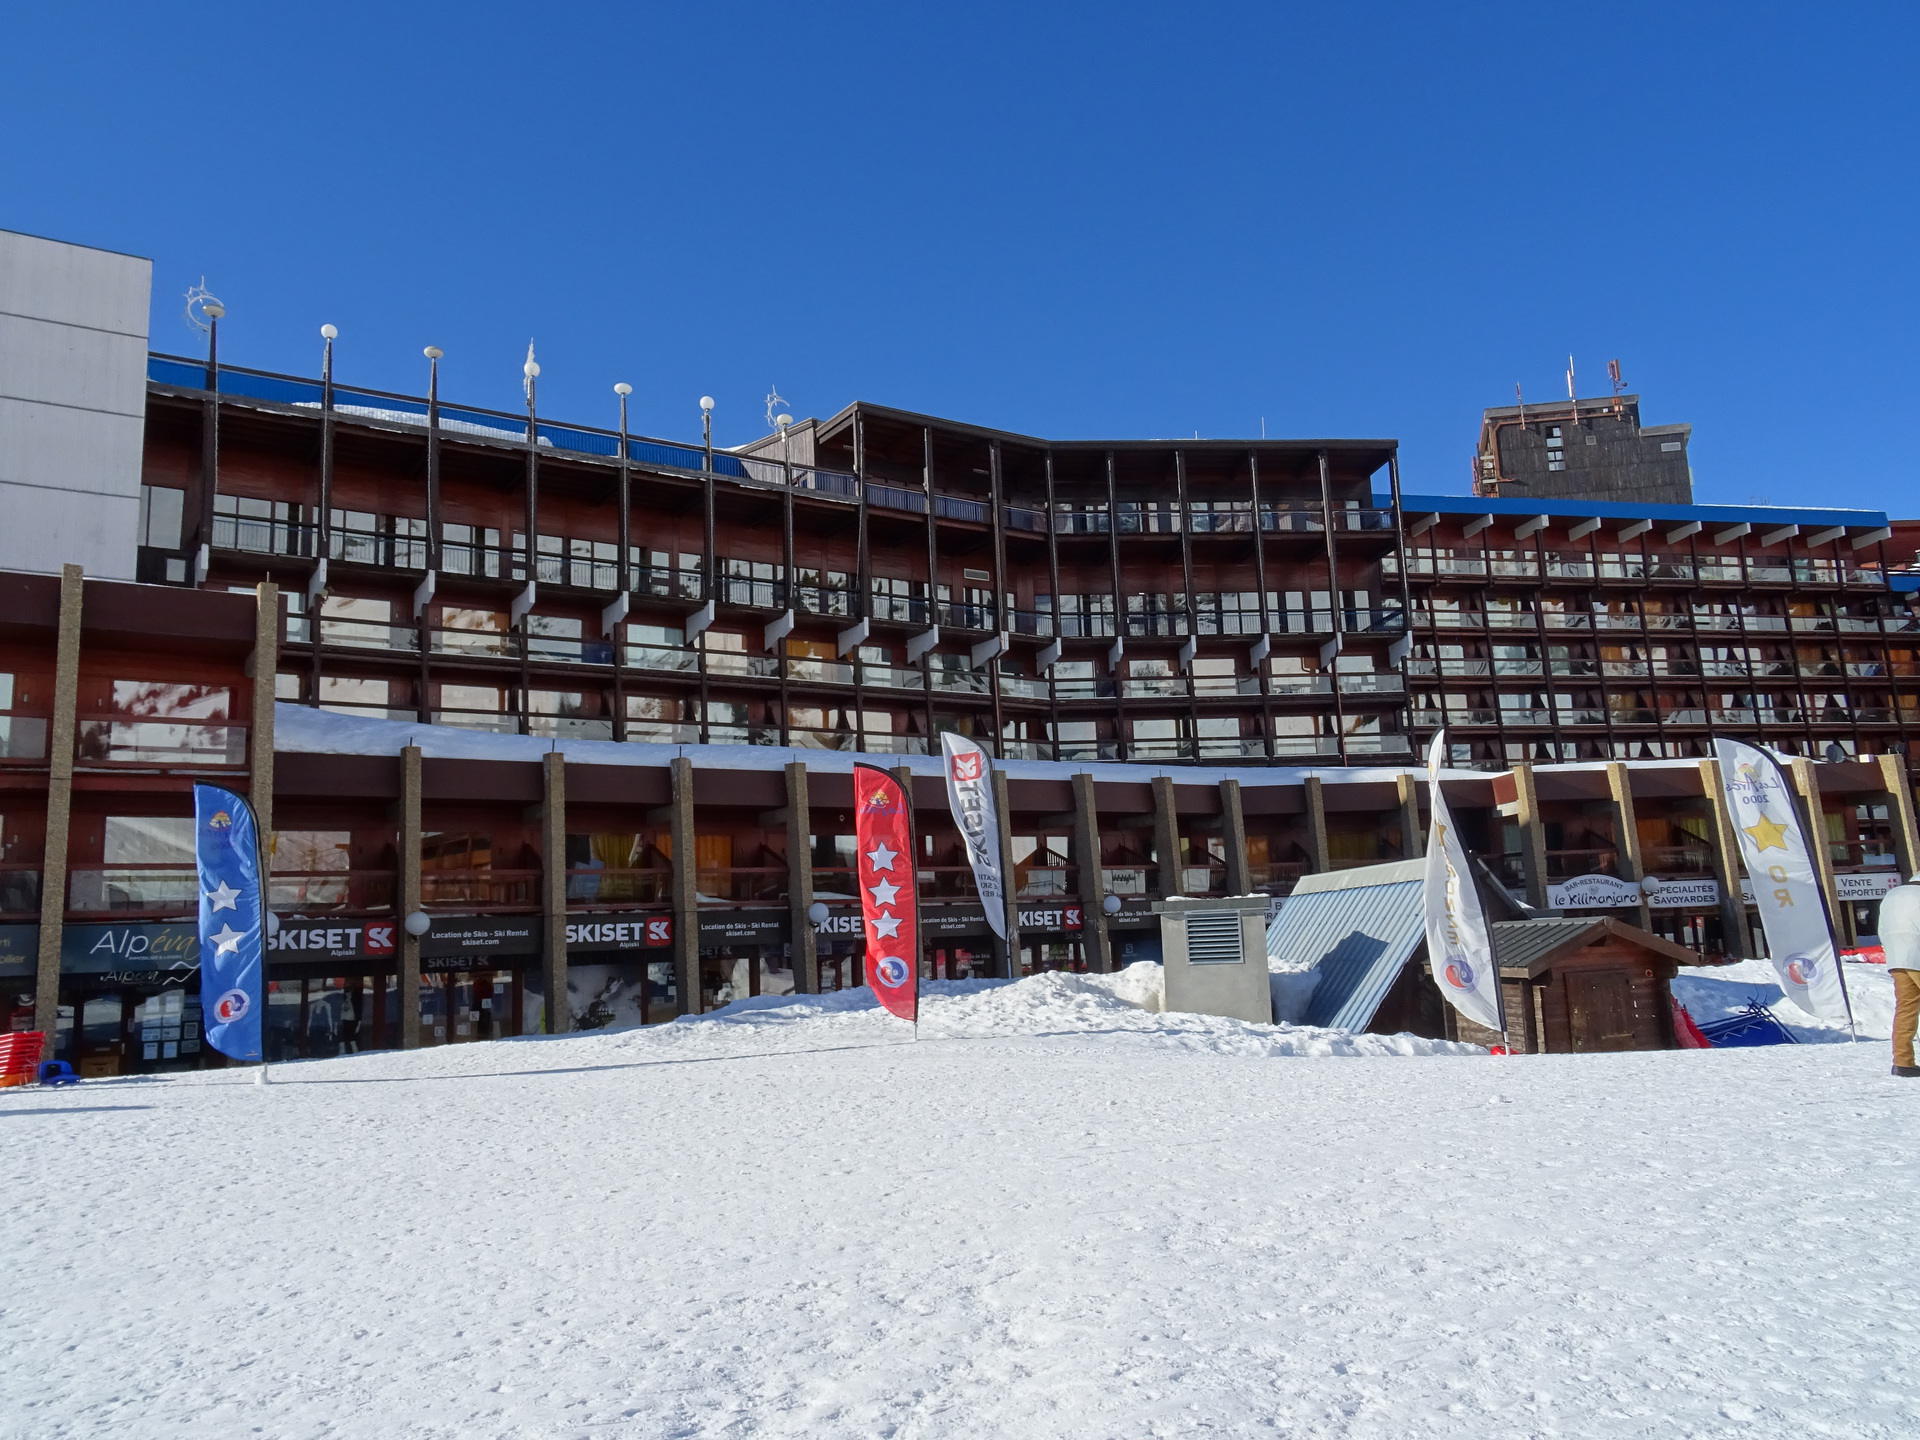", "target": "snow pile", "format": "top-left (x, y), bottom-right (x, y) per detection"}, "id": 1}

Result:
top-left (572, 964), bottom-right (1481, 1063)
top-left (296, 401), bottom-right (556, 446)
top-left (1674, 956), bottom-right (1898, 1042)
